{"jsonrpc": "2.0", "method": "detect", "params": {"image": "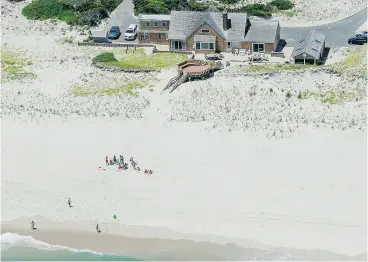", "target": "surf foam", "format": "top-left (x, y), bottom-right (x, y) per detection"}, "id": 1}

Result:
top-left (0, 232), bottom-right (103, 255)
